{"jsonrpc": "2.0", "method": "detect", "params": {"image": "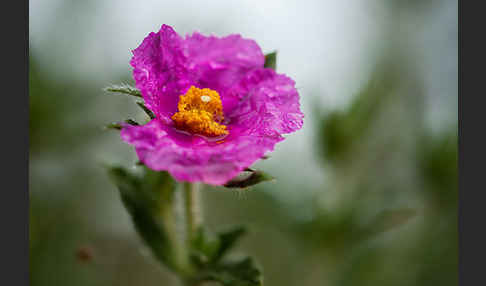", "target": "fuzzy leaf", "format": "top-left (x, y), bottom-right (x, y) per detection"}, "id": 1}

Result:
top-left (224, 169), bottom-right (274, 189)
top-left (124, 119), bottom-right (140, 126)
top-left (203, 257), bottom-right (263, 286)
top-left (191, 226), bottom-right (247, 265)
top-left (136, 101), bottom-right (156, 119)
top-left (188, 225), bottom-right (261, 286)
top-left (105, 122), bottom-right (122, 130)
top-left (107, 166), bottom-right (178, 271)
top-left (191, 227), bottom-right (221, 266)
top-left (105, 119), bottom-right (139, 130)
top-left (104, 84), bottom-right (142, 98)
top-left (213, 226), bottom-right (247, 262)
top-left (264, 52), bottom-right (277, 70)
